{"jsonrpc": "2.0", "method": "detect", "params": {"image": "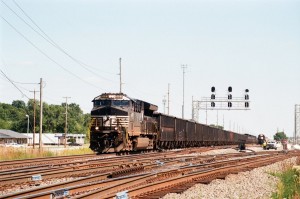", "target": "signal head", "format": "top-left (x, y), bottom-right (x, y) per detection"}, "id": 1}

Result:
top-left (211, 86), bottom-right (215, 92)
top-left (228, 86), bottom-right (232, 92)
